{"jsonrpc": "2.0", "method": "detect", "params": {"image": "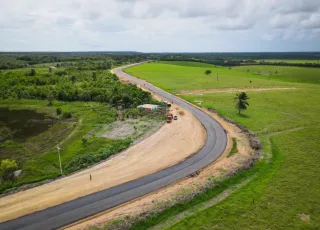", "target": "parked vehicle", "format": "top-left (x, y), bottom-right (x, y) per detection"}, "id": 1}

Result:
top-left (173, 115), bottom-right (178, 120)
top-left (167, 113), bottom-right (173, 123)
